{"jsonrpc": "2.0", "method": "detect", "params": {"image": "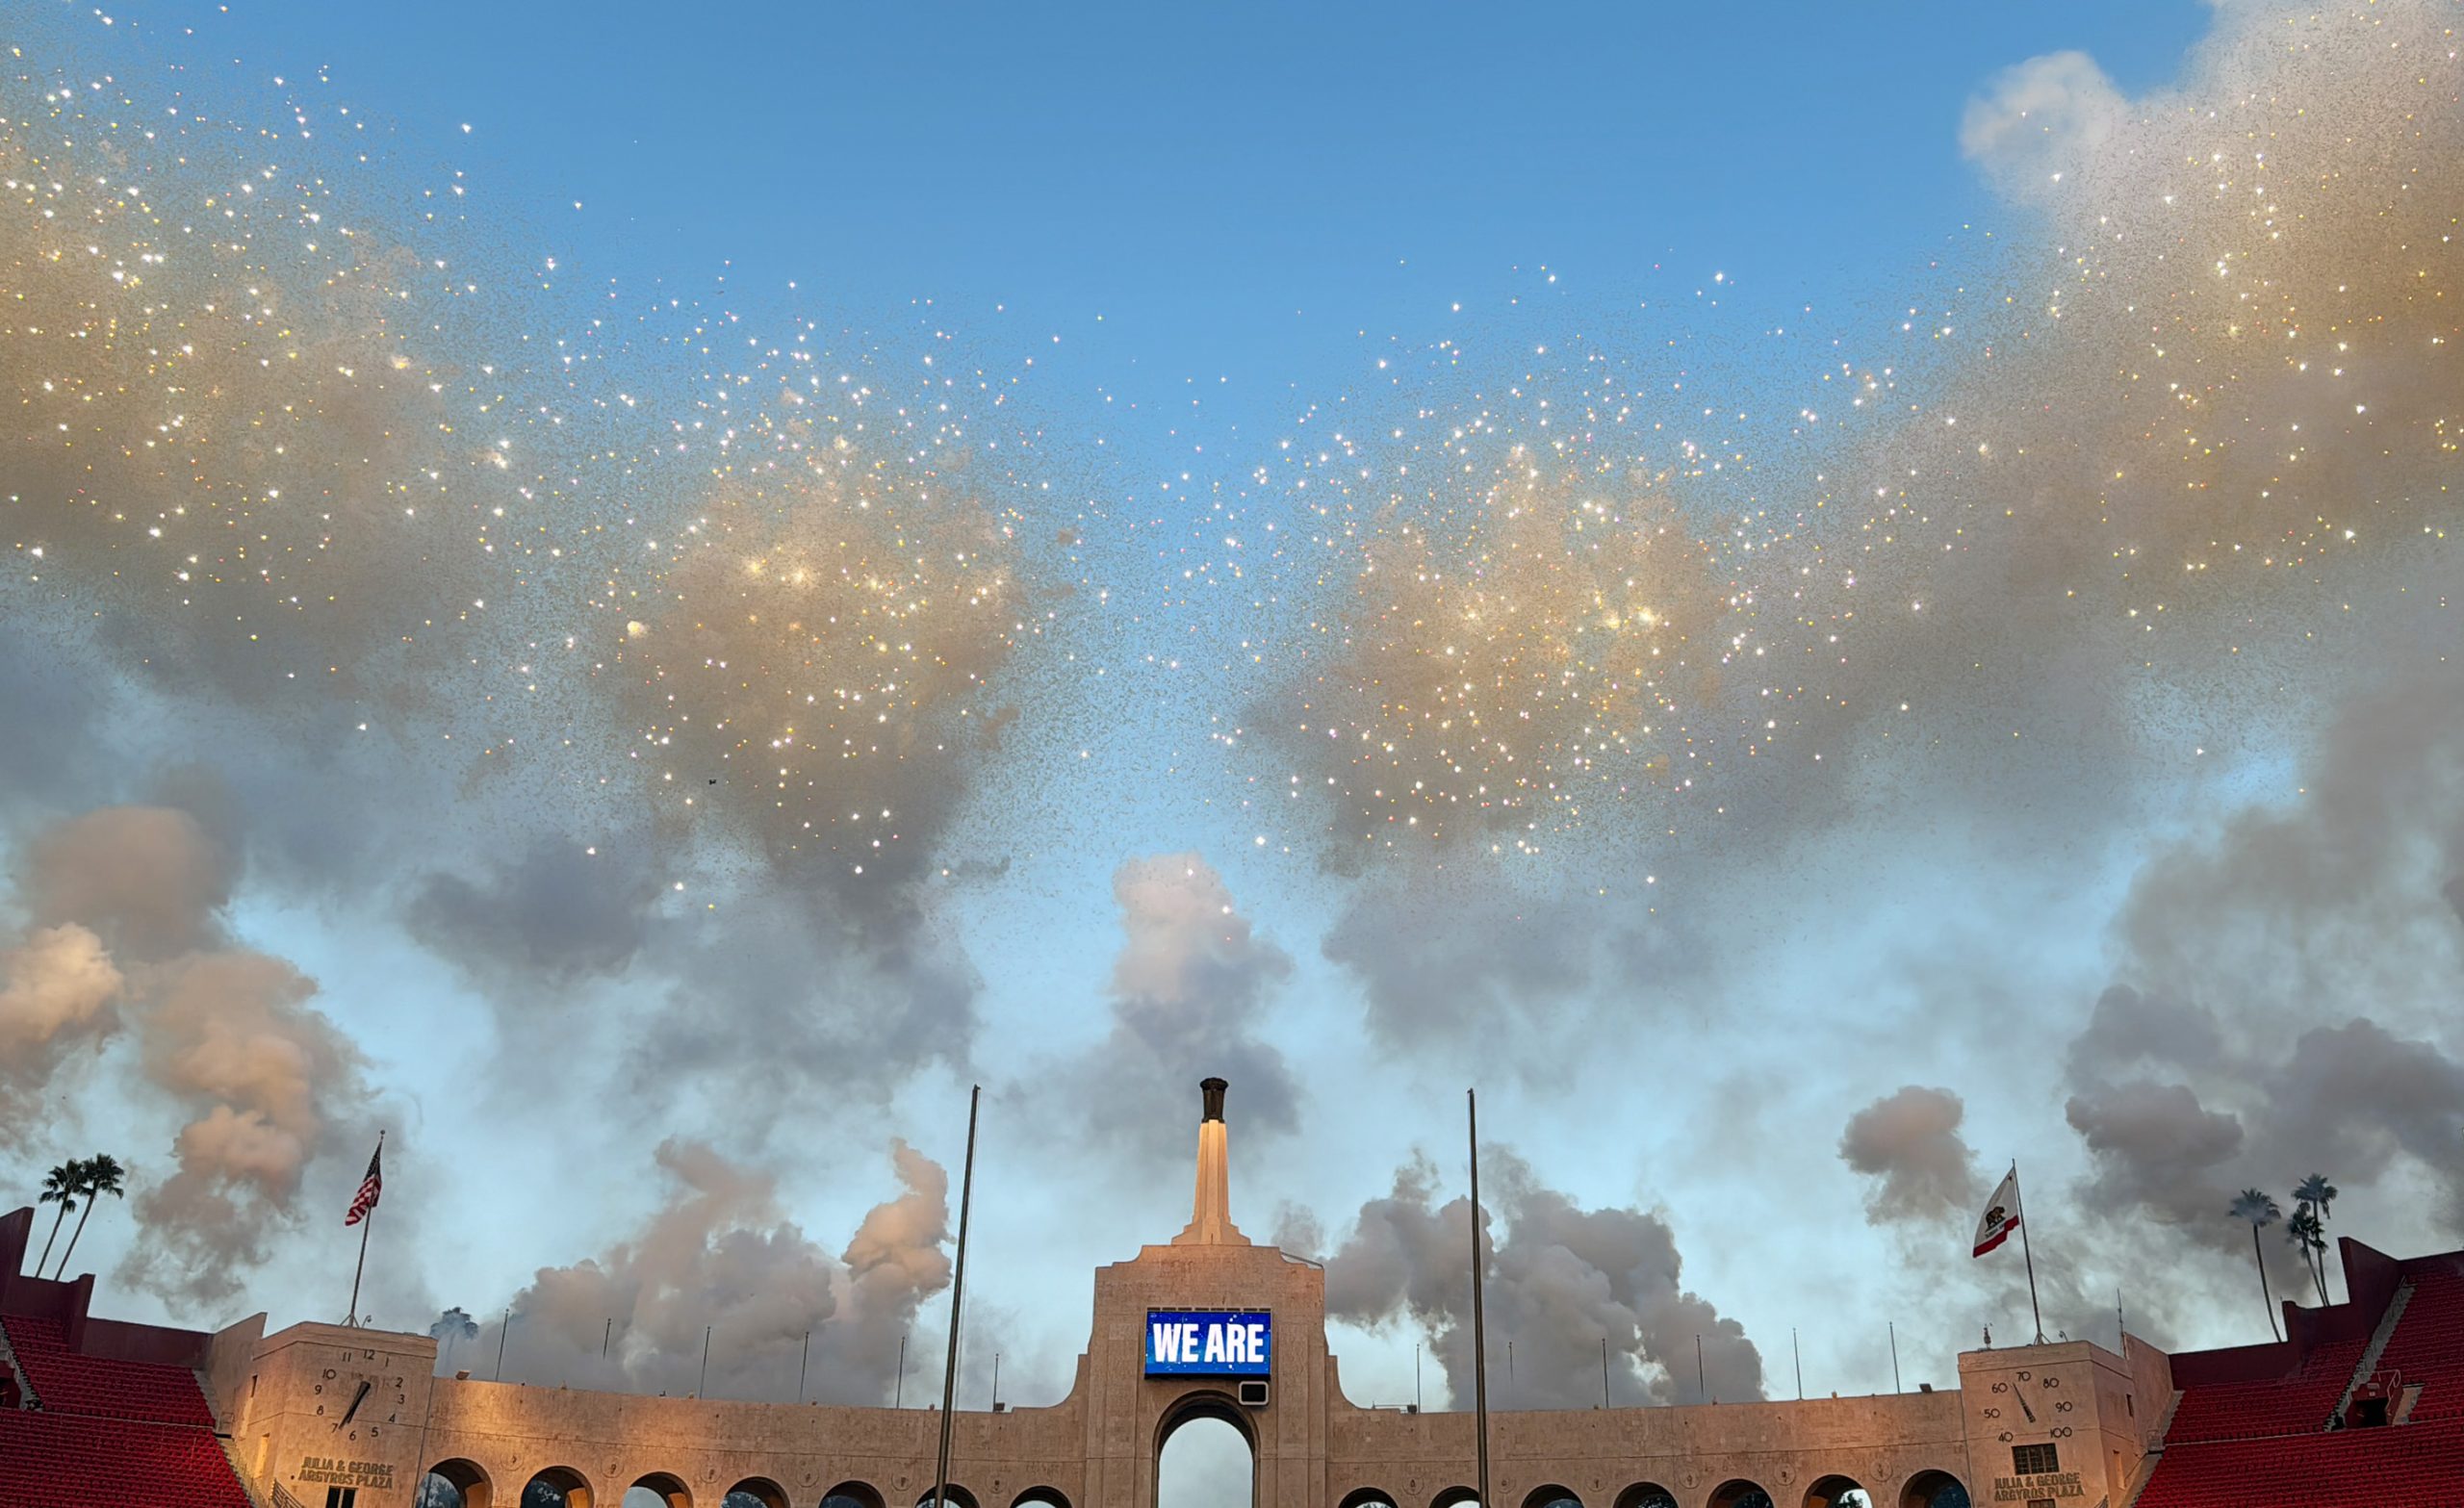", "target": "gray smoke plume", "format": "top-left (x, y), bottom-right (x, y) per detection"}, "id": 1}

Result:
top-left (480, 1137), bottom-right (951, 1403)
top-left (0, 61), bottom-right (1072, 1153)
top-left (1, 801), bottom-right (379, 1307)
top-left (24, 805), bottom-right (230, 963)
top-left (1320, 871), bottom-right (1601, 1056)
top-left (1838, 1086), bottom-right (1980, 1225)
top-left (1032, 854), bottom-right (1298, 1162)
top-left (1273, 0), bottom-right (2464, 1068)
top-left (1297, 1150), bottom-right (1764, 1408)
top-left (2057, 674), bottom-right (2464, 1301)
top-left (404, 831), bottom-right (666, 985)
